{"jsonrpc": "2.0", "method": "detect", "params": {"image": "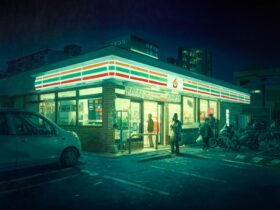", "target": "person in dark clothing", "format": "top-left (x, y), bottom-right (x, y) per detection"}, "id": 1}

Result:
top-left (170, 113), bottom-right (182, 154)
top-left (208, 113), bottom-right (217, 139)
top-left (147, 113), bottom-right (154, 148)
top-left (200, 117), bottom-right (211, 150)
